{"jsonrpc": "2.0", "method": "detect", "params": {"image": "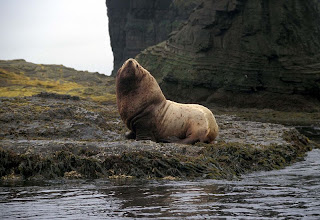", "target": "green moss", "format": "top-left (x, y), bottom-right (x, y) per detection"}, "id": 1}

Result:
top-left (0, 60), bottom-right (116, 104)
